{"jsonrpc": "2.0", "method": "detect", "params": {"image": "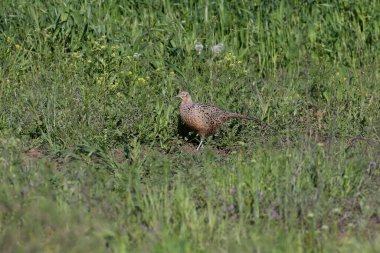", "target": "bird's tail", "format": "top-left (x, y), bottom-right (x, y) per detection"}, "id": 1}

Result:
top-left (227, 112), bottom-right (269, 129)
top-left (227, 112), bottom-right (255, 120)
